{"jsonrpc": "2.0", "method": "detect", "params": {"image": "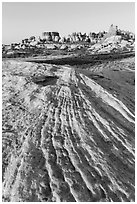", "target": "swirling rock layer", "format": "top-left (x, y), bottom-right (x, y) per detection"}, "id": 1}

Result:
top-left (2, 58), bottom-right (135, 202)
